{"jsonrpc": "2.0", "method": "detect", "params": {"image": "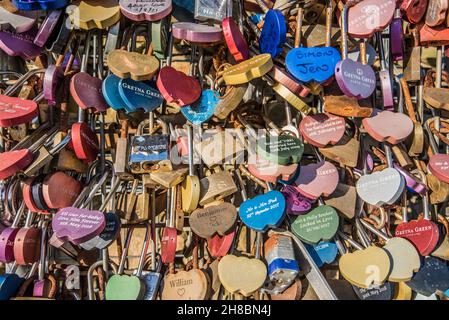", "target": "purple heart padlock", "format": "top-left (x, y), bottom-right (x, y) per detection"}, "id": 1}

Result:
top-left (34, 10), bottom-right (62, 47)
top-left (390, 14), bottom-right (403, 62)
top-left (281, 185), bottom-right (315, 215)
top-left (335, 5), bottom-right (376, 100)
top-left (52, 207), bottom-right (106, 245)
top-left (44, 64), bottom-right (64, 105)
top-left (0, 25), bottom-right (42, 60)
